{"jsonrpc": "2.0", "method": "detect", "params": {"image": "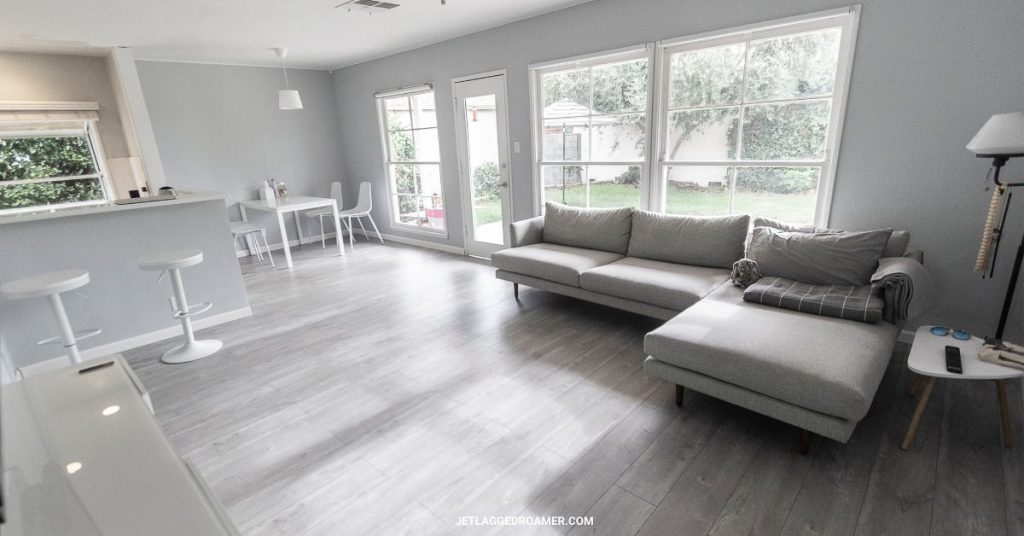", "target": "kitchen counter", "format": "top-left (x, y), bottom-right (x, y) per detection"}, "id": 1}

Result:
top-left (0, 189), bottom-right (225, 225)
top-left (0, 190), bottom-right (250, 372)
top-left (0, 355), bottom-right (239, 535)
